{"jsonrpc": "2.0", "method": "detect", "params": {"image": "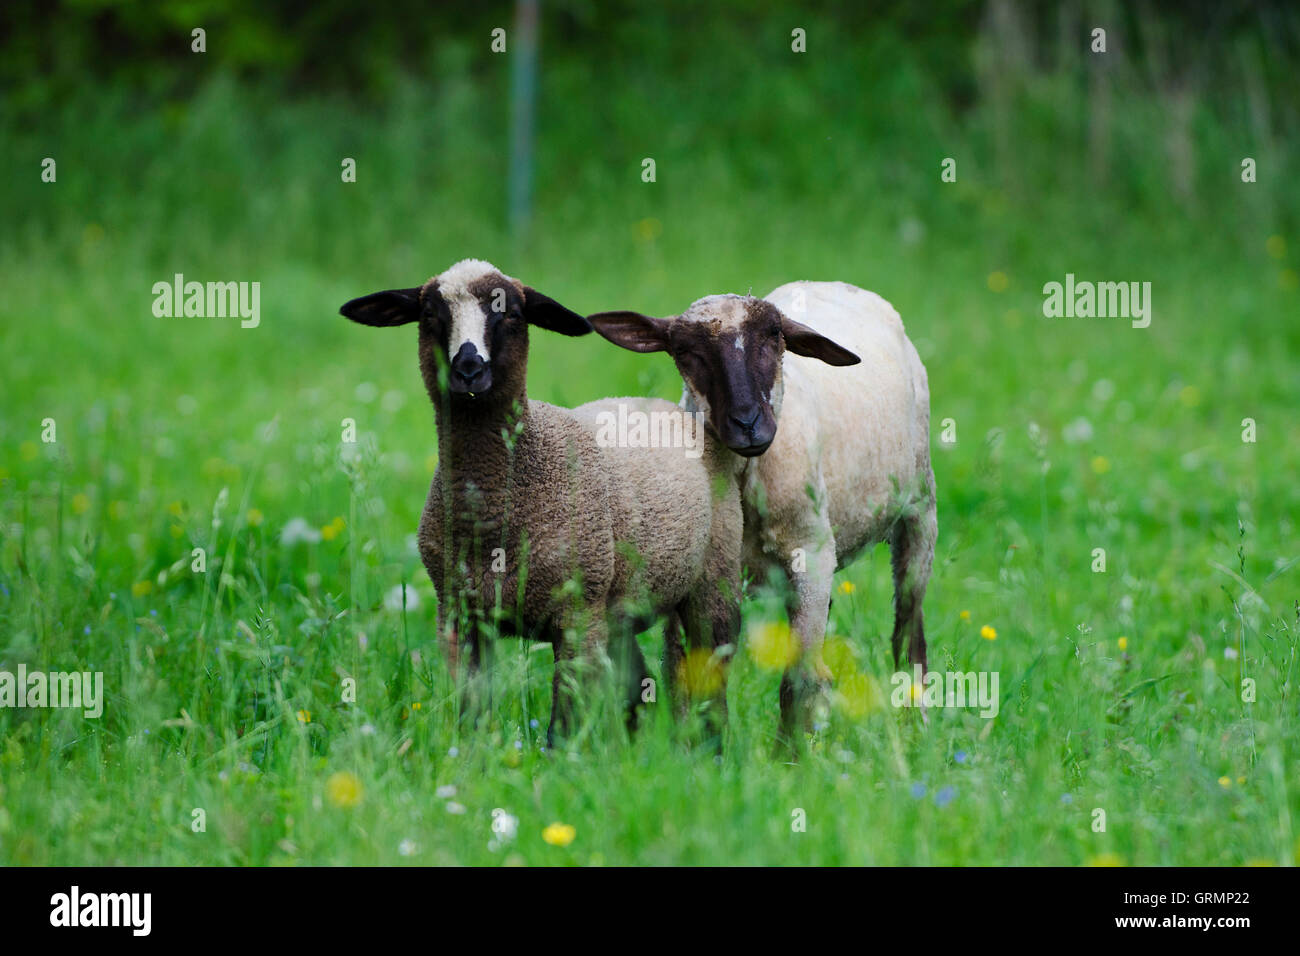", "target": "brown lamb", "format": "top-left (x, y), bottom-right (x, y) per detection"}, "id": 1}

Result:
top-left (340, 259), bottom-right (741, 745)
